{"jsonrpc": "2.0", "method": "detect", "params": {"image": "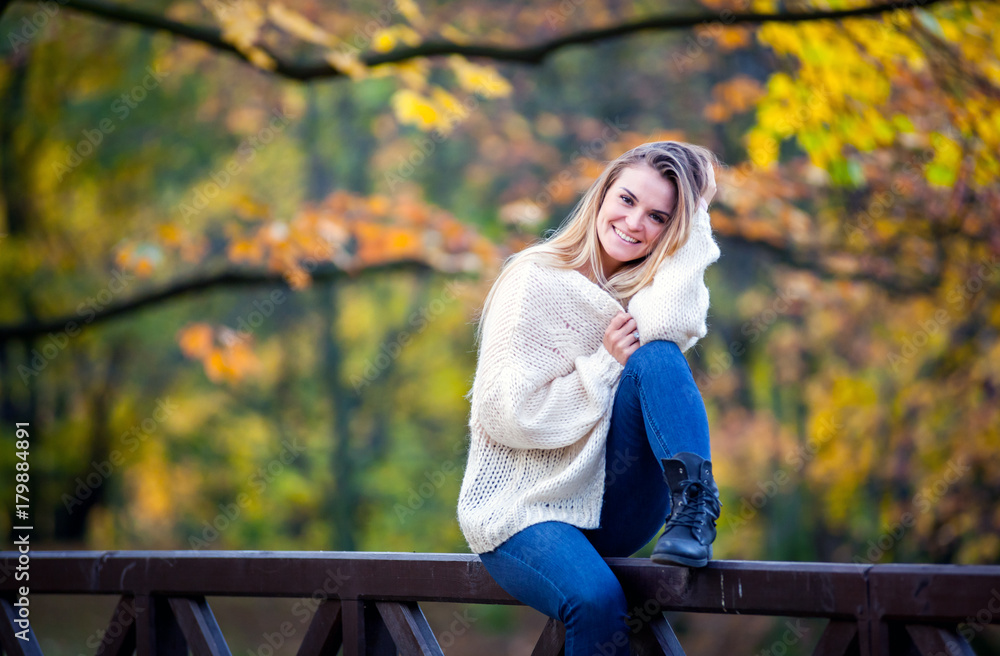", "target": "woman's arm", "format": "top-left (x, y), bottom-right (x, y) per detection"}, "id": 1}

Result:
top-left (626, 198), bottom-right (722, 352)
top-left (470, 263), bottom-right (624, 450)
